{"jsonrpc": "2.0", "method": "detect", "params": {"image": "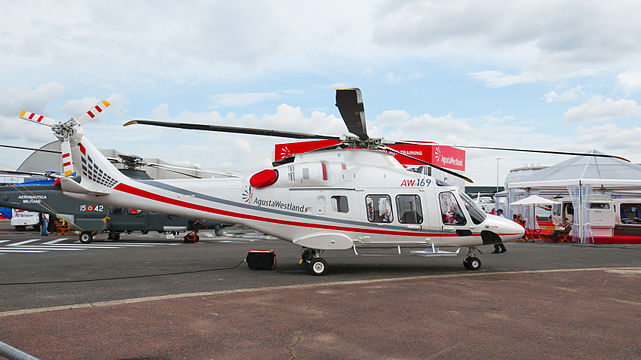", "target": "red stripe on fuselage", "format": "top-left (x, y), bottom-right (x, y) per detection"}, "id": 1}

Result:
top-left (113, 182), bottom-right (451, 237)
